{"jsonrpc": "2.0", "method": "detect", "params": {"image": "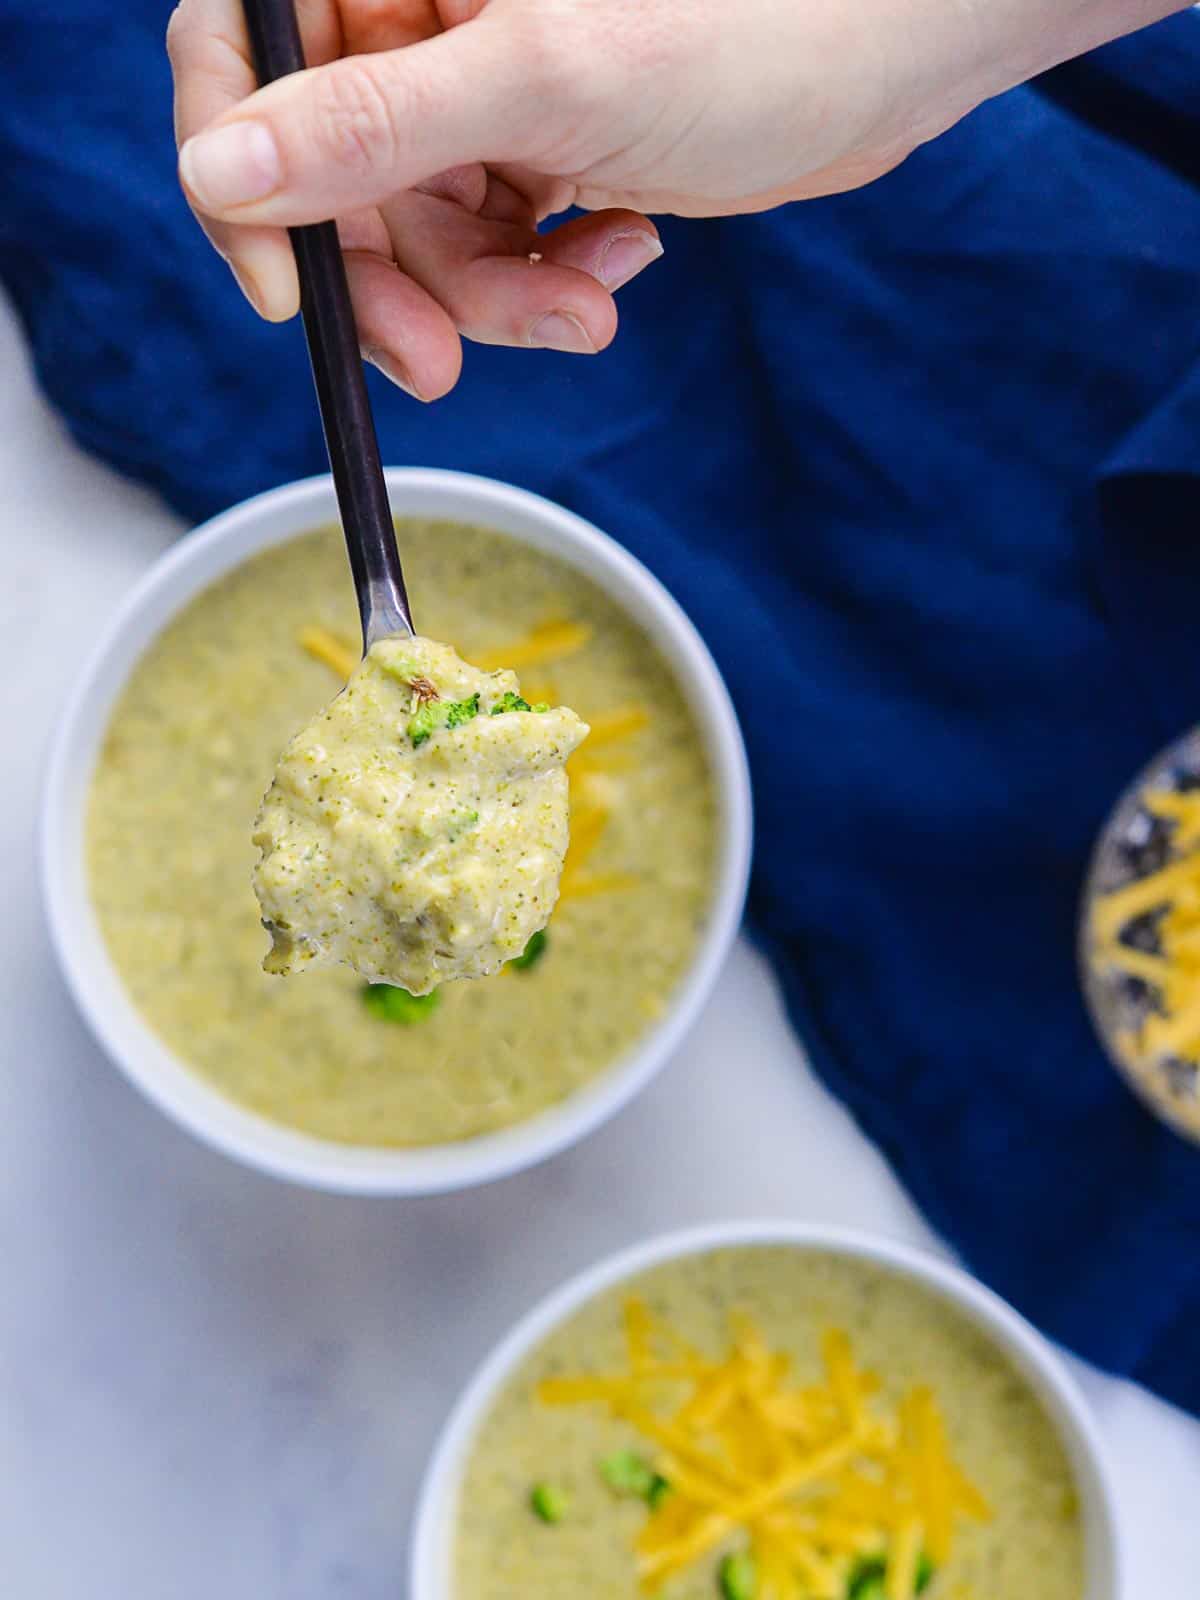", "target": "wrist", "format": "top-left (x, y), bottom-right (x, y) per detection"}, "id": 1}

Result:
top-left (975, 0), bottom-right (1191, 93)
top-left (865, 0), bottom-right (1190, 162)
